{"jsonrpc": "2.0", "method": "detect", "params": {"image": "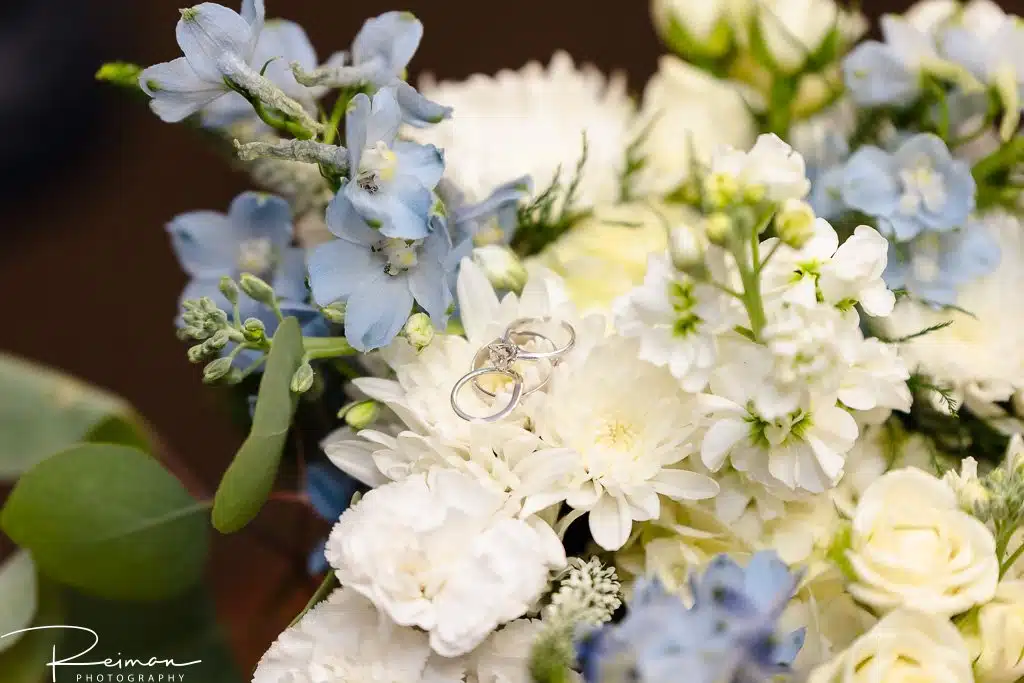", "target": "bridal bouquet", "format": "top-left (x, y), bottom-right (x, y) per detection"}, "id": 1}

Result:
top-left (5, 0), bottom-right (1024, 681)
